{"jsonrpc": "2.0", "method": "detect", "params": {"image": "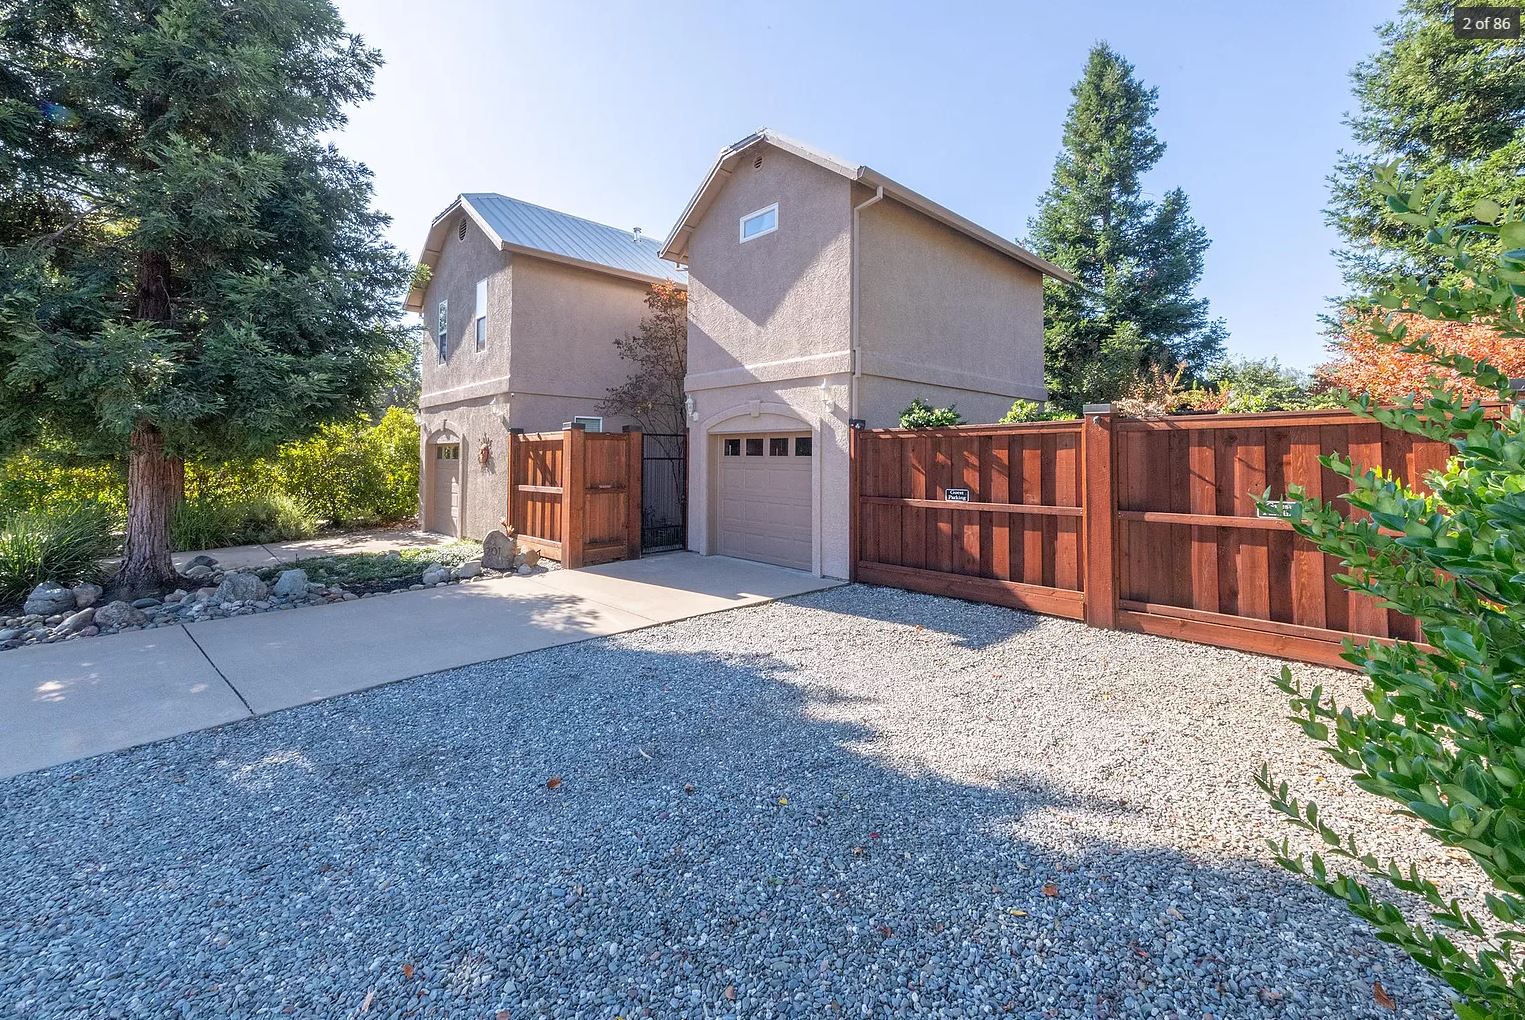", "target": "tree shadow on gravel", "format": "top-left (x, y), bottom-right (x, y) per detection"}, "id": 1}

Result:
top-left (0, 596), bottom-right (1453, 1020)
